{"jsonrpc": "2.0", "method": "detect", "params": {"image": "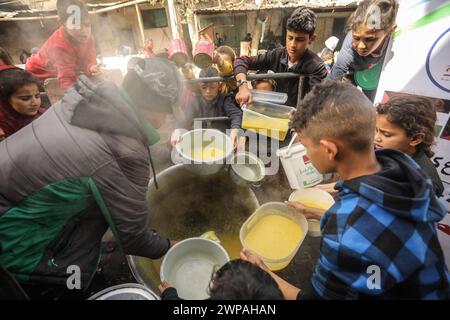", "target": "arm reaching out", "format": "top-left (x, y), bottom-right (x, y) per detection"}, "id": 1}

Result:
top-left (240, 250), bottom-right (301, 300)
